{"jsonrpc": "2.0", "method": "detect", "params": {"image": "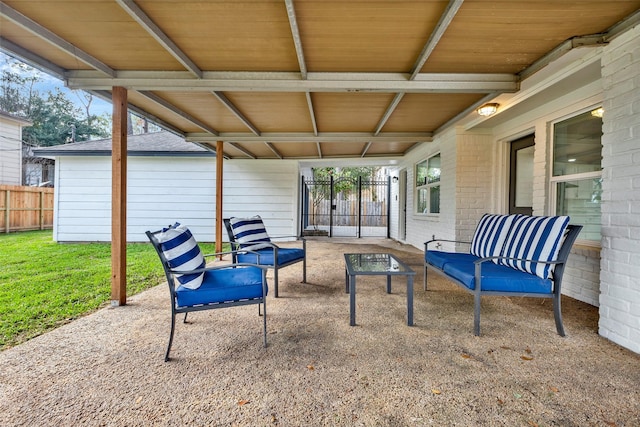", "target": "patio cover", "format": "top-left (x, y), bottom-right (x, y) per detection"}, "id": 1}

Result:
top-left (2, 0), bottom-right (639, 160)
top-left (2, 0), bottom-right (639, 303)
